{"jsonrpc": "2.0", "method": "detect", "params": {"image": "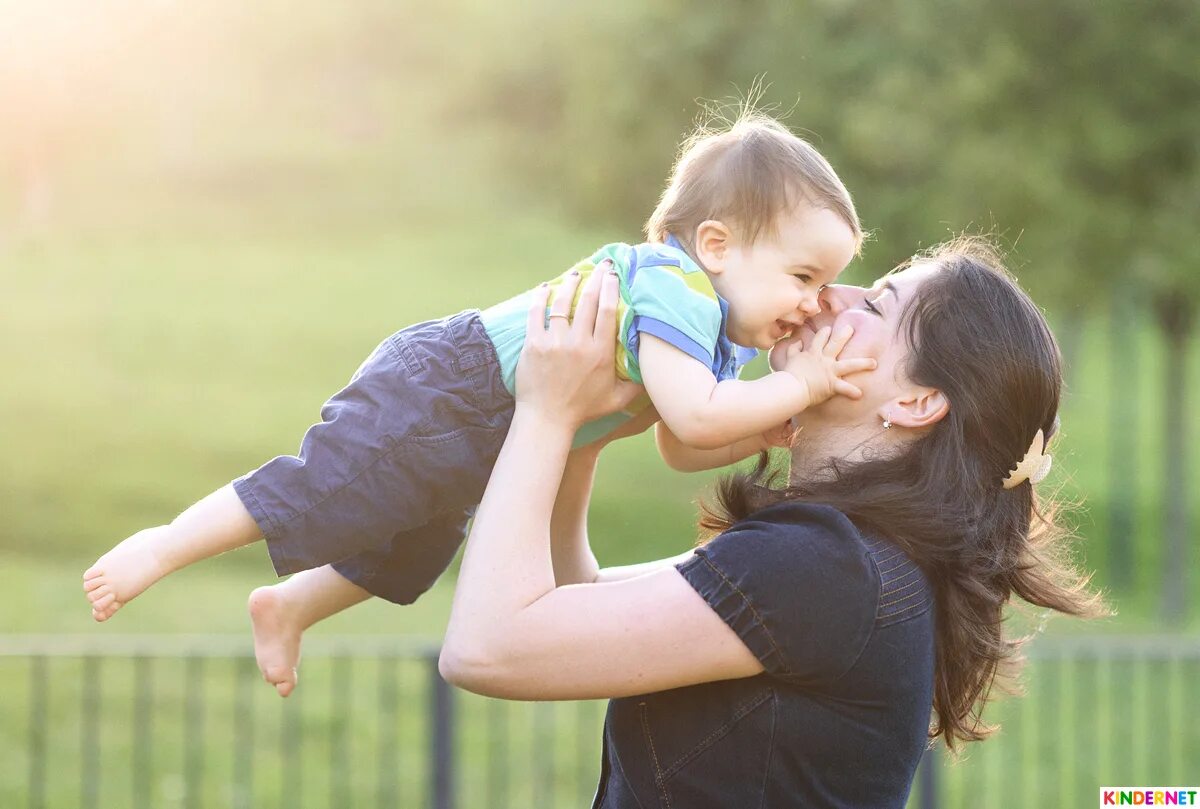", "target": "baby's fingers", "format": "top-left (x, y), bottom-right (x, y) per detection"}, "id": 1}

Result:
top-left (824, 325), bottom-right (855, 356)
top-left (807, 326), bottom-right (832, 352)
top-left (835, 357), bottom-right (877, 376)
top-left (833, 379), bottom-right (864, 400)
